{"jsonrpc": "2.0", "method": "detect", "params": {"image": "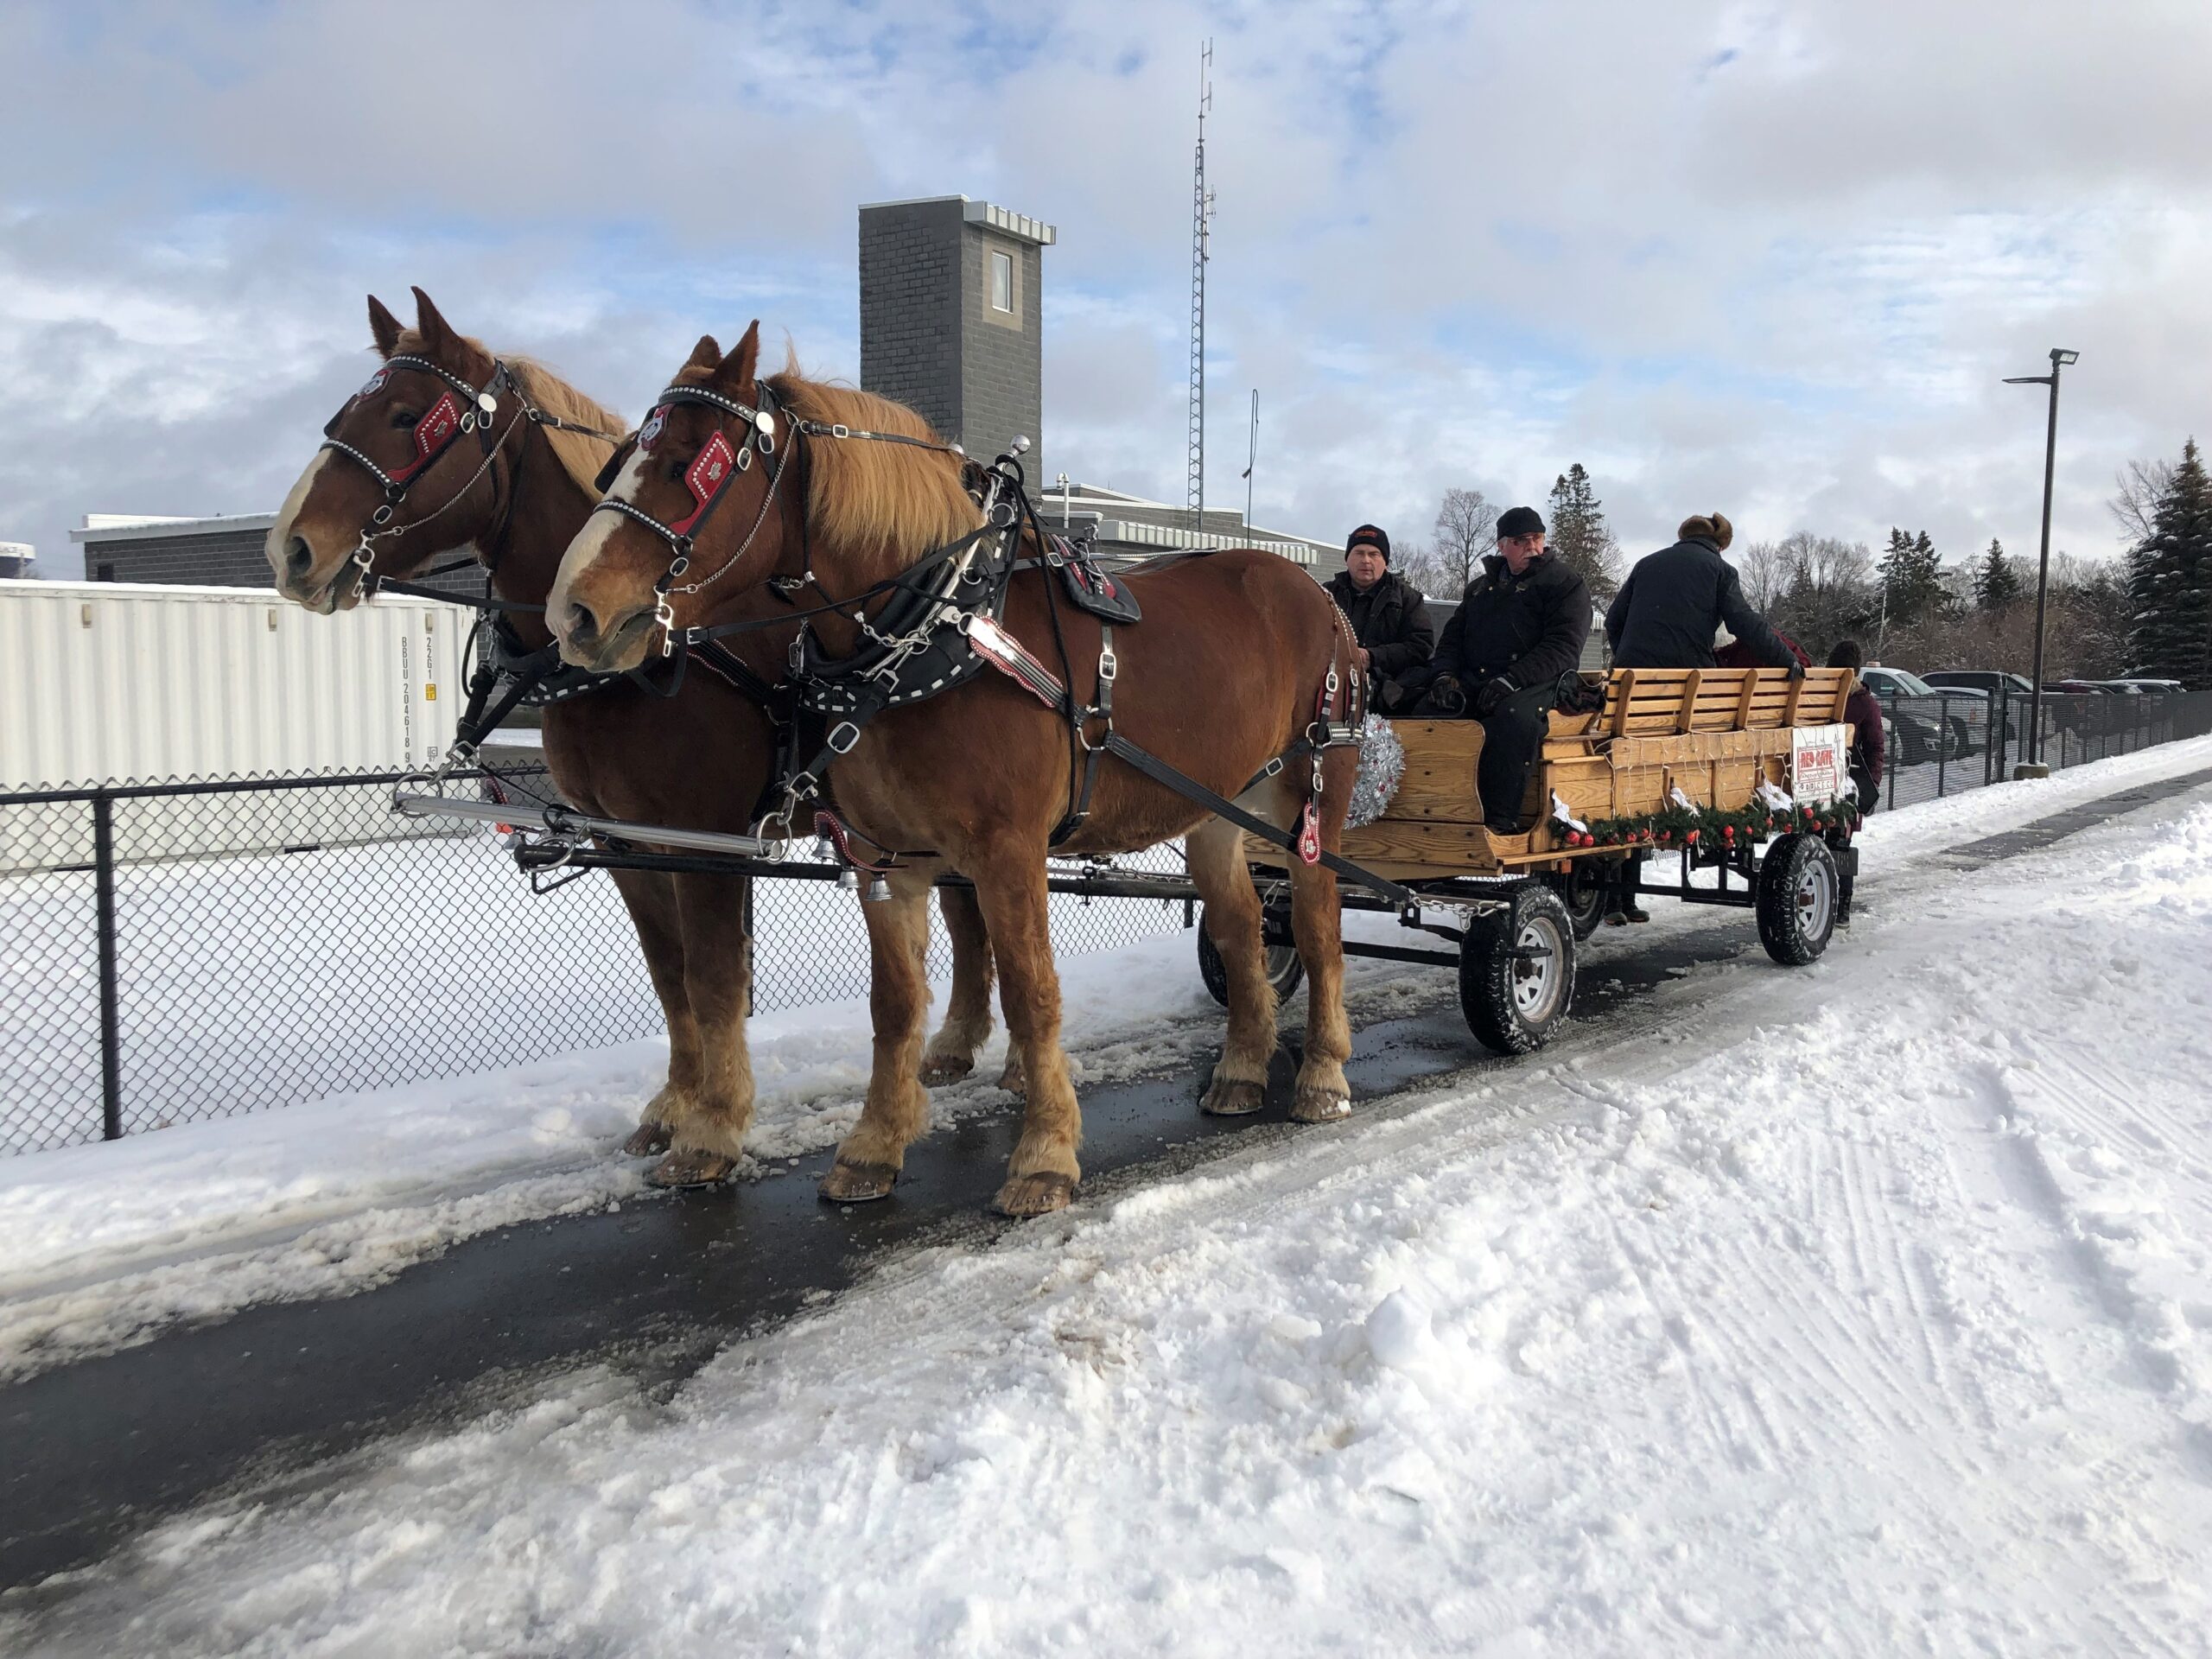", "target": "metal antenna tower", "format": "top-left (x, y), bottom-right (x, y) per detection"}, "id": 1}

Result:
top-left (1186, 40), bottom-right (1214, 533)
